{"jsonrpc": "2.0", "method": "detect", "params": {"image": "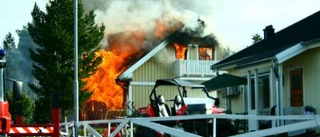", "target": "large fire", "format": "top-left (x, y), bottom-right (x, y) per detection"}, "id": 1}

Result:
top-left (81, 20), bottom-right (181, 120)
top-left (82, 30), bottom-right (146, 110)
top-left (78, 0), bottom-right (219, 120)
